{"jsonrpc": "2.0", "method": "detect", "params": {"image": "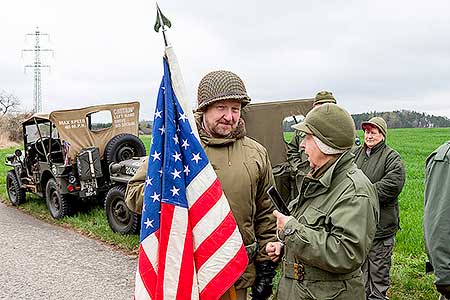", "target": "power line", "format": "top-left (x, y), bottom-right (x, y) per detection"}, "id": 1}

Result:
top-left (22, 26), bottom-right (54, 113)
